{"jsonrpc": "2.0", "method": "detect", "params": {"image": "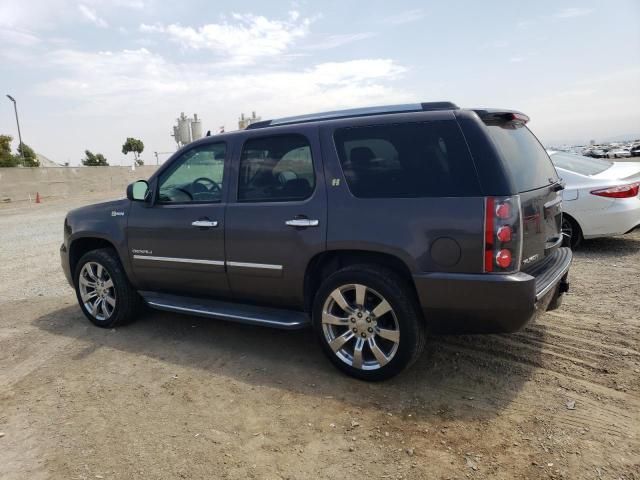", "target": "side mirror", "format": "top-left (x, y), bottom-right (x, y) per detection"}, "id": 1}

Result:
top-left (127, 180), bottom-right (149, 201)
